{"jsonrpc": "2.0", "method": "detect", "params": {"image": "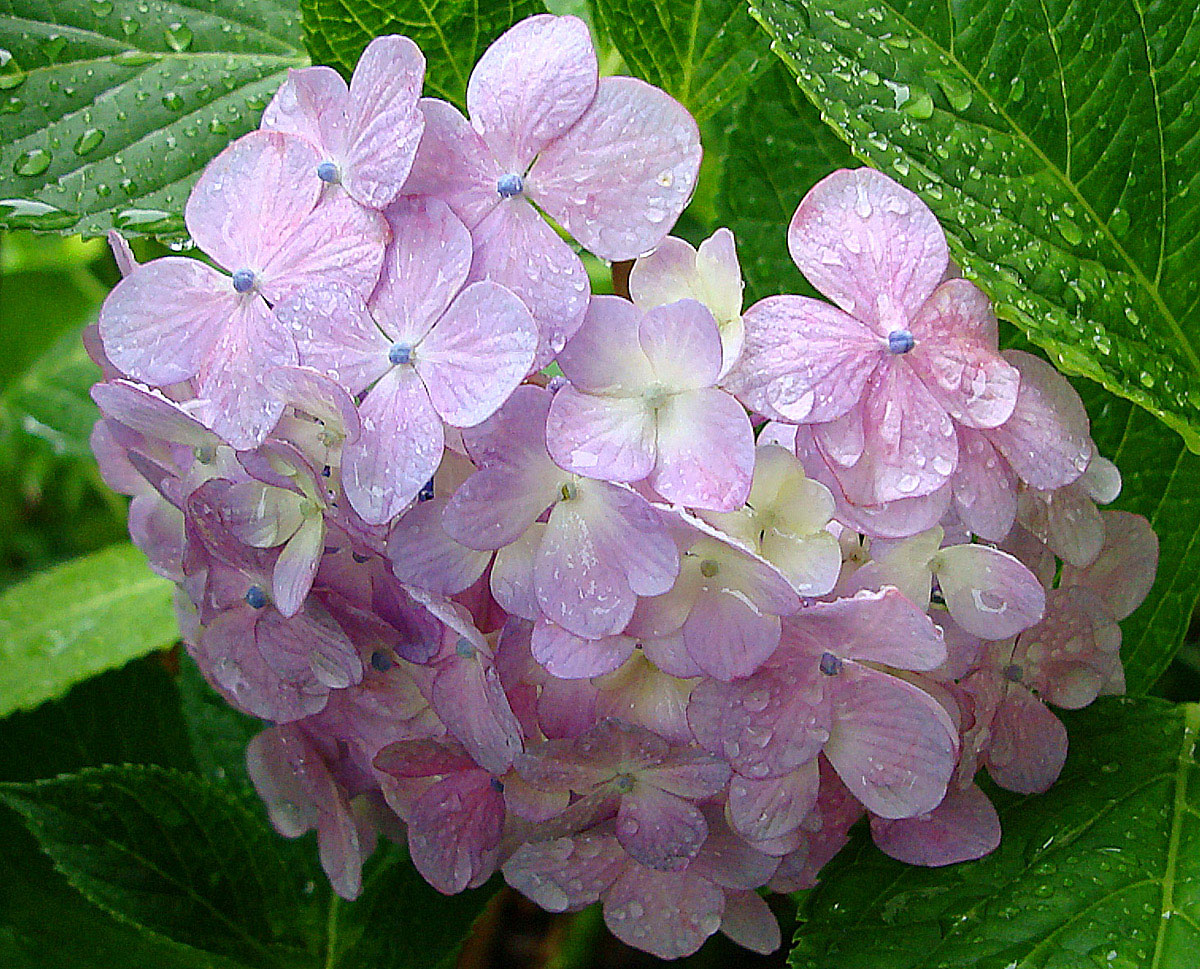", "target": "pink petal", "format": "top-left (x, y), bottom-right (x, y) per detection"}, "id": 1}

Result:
top-left (531, 620), bottom-right (635, 679)
top-left (585, 482), bottom-right (679, 597)
top-left (688, 668), bottom-right (829, 778)
top-left (639, 631), bottom-right (704, 678)
top-left (417, 281), bottom-right (537, 426)
top-left (466, 14), bottom-right (597, 171)
top-left (128, 493), bottom-right (185, 580)
top-left (907, 282), bottom-right (1019, 428)
top-left (261, 66), bottom-right (348, 154)
top-left (489, 524), bottom-right (543, 618)
top-left (682, 584), bottom-right (783, 680)
top-left (787, 168), bottom-right (947, 328)
top-left (194, 296), bottom-right (296, 448)
top-left (260, 190), bottom-right (387, 302)
top-left (727, 761), bottom-right (819, 842)
top-left (107, 229), bottom-right (138, 277)
top-left (431, 656), bottom-right (523, 774)
top-left (990, 350), bottom-right (1092, 489)
top-left (532, 76), bottom-right (701, 261)
top-left (91, 380), bottom-right (220, 448)
top-left (933, 544), bottom-right (1046, 640)
top-left (1061, 510), bottom-right (1158, 621)
top-left (1018, 485), bottom-right (1106, 569)
top-left (617, 786), bottom-right (708, 870)
top-left (408, 771), bottom-right (504, 893)
top-left (650, 387), bottom-right (754, 511)
top-left (823, 665), bottom-right (958, 818)
top-left (723, 295), bottom-right (878, 423)
top-left (545, 386), bottom-right (657, 482)
top-left (556, 295), bottom-right (657, 393)
top-left (404, 97), bottom-right (503, 227)
top-left (985, 684), bottom-right (1068, 794)
top-left (273, 518), bottom-right (324, 617)
top-left (98, 257), bottom-right (232, 386)
top-left (386, 496), bottom-right (490, 595)
top-left (185, 131), bottom-right (322, 273)
top-left (629, 236), bottom-right (702, 310)
top-left (535, 499), bottom-right (638, 638)
top-left (504, 831), bottom-right (626, 912)
top-left (952, 427), bottom-right (1018, 541)
top-left (603, 865), bottom-right (724, 960)
top-left (275, 282), bottom-right (388, 395)
top-left (264, 365), bottom-right (361, 441)
top-left (833, 362), bottom-right (958, 504)
top-left (720, 890), bottom-right (781, 955)
top-left (342, 367), bottom-right (443, 524)
top-left (466, 198), bottom-right (591, 367)
top-left (370, 197), bottom-right (473, 345)
top-left (639, 299), bottom-right (723, 391)
top-left (870, 782), bottom-right (1001, 866)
